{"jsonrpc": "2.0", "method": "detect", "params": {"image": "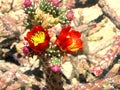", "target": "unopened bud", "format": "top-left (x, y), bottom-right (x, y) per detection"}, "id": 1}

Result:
top-left (24, 0), bottom-right (32, 7)
top-left (50, 65), bottom-right (61, 73)
top-left (66, 10), bottom-right (74, 20)
top-left (22, 46), bottom-right (30, 55)
top-left (52, 0), bottom-right (59, 7)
